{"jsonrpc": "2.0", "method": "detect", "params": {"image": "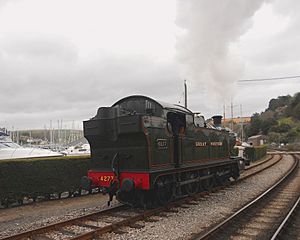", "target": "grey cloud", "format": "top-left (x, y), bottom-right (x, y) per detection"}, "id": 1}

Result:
top-left (0, 0), bottom-right (15, 10)
top-left (2, 0), bottom-right (300, 130)
top-left (244, 1), bottom-right (300, 67)
top-left (0, 41), bottom-right (181, 128)
top-left (1, 33), bottom-right (78, 61)
top-left (272, 0), bottom-right (300, 16)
